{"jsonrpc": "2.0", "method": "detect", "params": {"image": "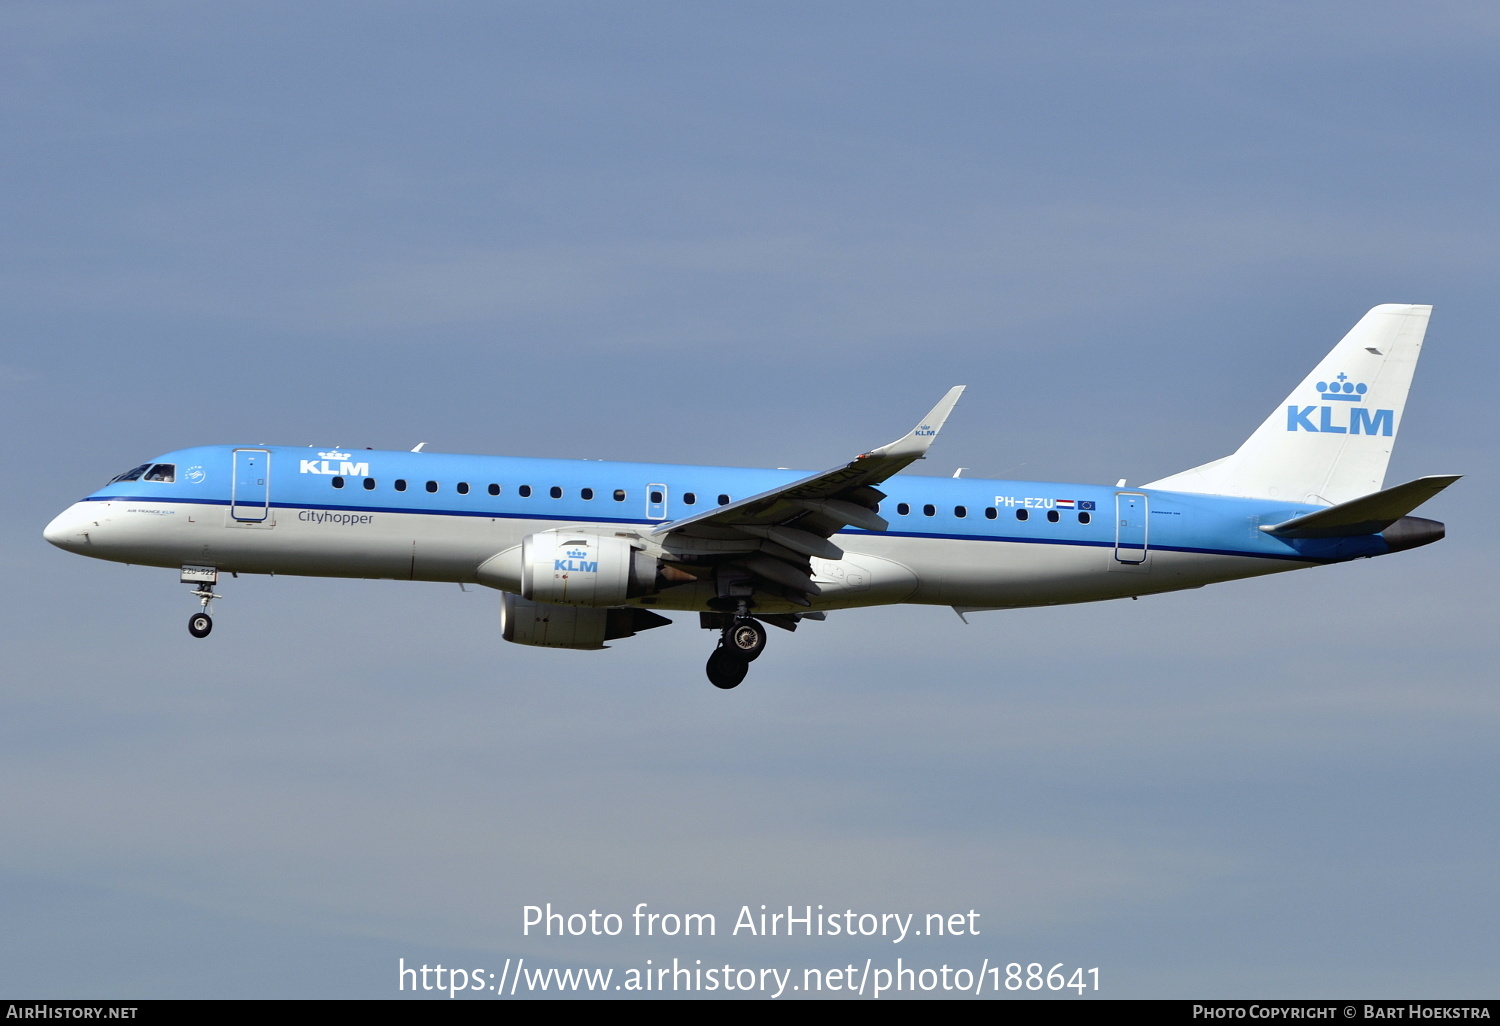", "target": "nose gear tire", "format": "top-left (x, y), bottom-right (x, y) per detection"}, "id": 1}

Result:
top-left (188, 613), bottom-right (213, 638)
